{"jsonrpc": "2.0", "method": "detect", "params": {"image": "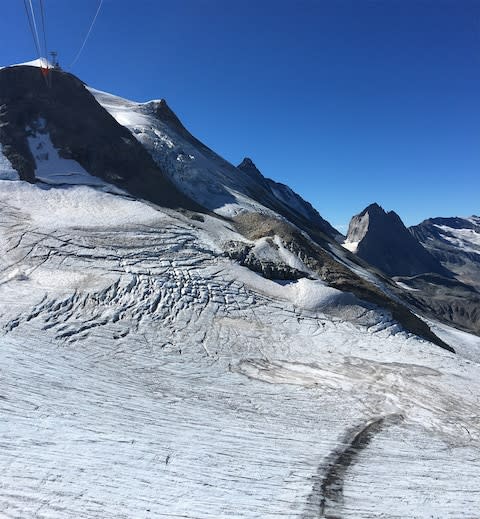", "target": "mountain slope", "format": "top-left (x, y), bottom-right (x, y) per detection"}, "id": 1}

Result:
top-left (87, 85), bottom-right (458, 348)
top-left (0, 167), bottom-right (479, 518)
top-left (0, 65), bottom-right (199, 210)
top-left (410, 216), bottom-right (480, 290)
top-left (90, 88), bottom-right (343, 242)
top-left (237, 157), bottom-right (343, 241)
